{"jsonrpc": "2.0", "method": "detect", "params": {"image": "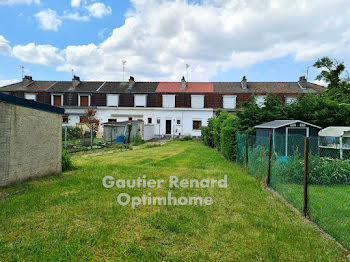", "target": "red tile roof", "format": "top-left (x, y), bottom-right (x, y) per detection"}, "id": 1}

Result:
top-left (156, 82), bottom-right (214, 93)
